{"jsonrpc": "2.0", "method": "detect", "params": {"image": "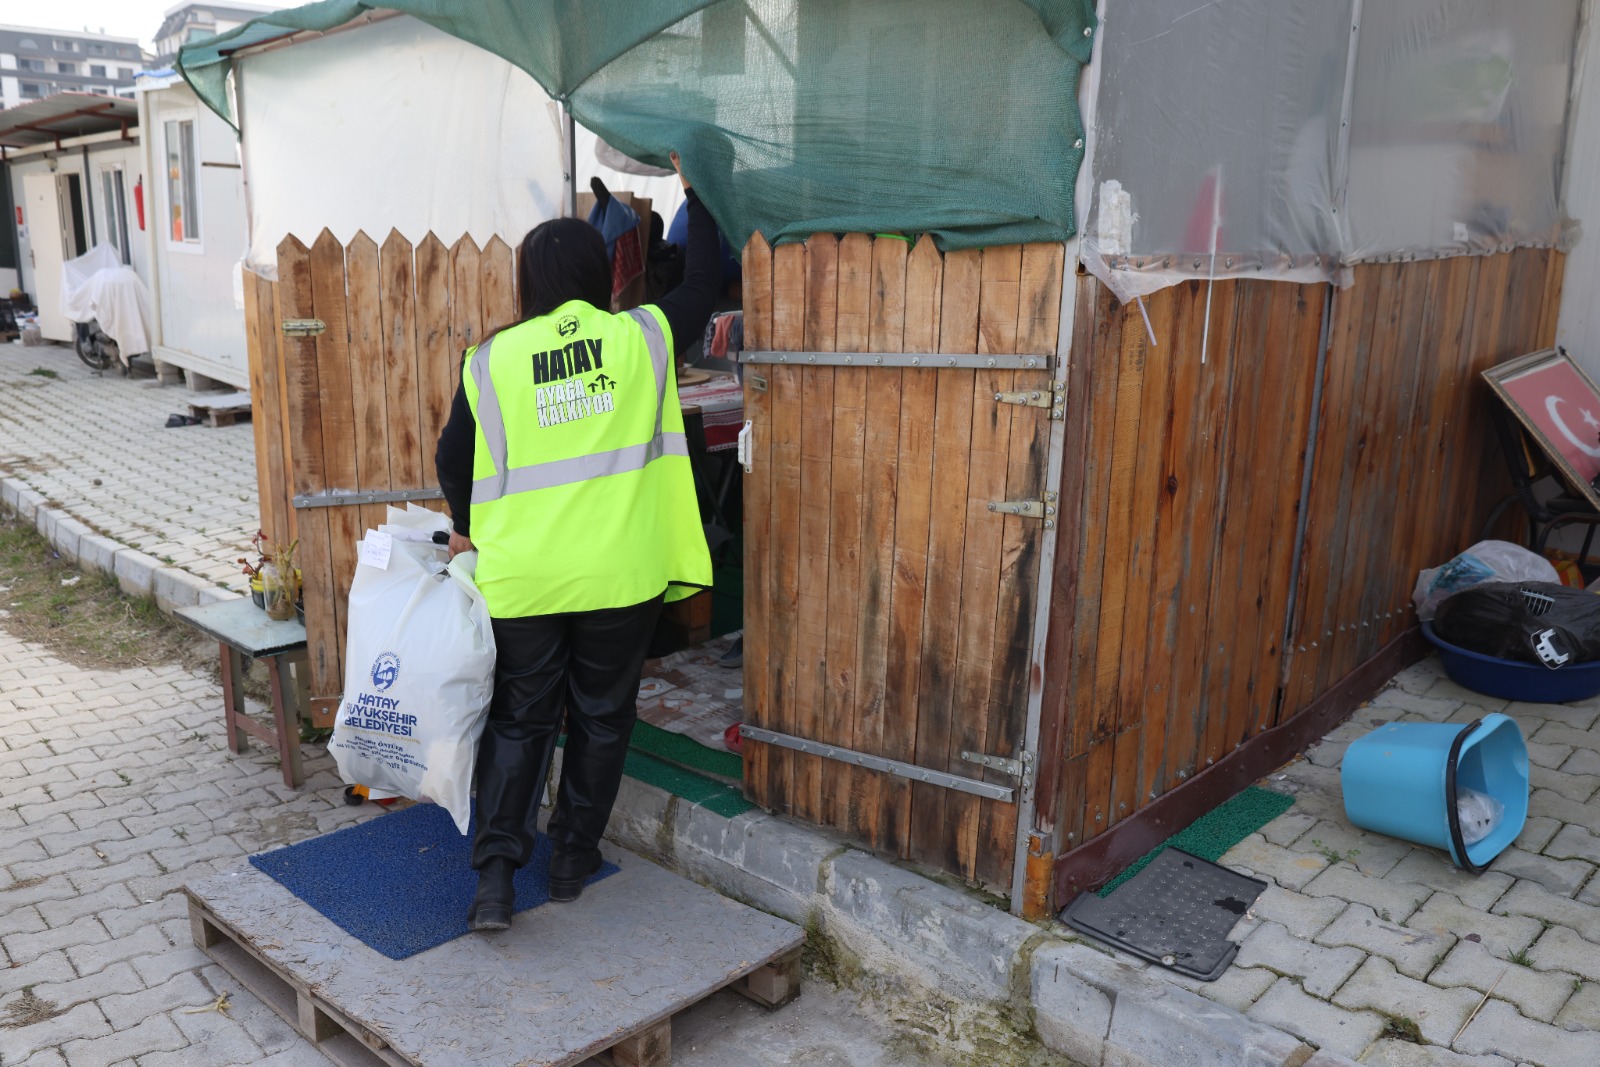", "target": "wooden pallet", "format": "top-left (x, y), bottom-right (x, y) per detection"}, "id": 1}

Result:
top-left (188, 400), bottom-right (254, 427)
top-left (185, 851), bottom-right (804, 1067)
